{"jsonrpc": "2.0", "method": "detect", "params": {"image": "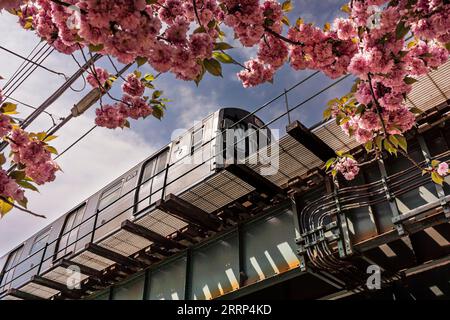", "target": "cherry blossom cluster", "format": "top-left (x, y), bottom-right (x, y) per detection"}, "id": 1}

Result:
top-left (93, 69), bottom-right (156, 129)
top-left (0, 92), bottom-right (60, 214)
top-left (9, 129), bottom-right (59, 185)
